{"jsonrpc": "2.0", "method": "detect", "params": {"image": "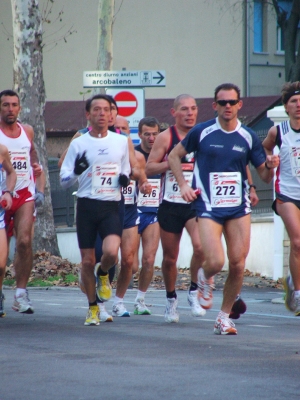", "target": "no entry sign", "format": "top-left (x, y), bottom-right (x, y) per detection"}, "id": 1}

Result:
top-left (114, 91), bottom-right (138, 117)
top-left (106, 88), bottom-right (144, 128)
